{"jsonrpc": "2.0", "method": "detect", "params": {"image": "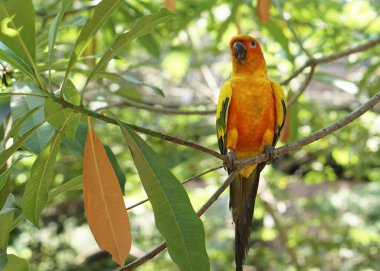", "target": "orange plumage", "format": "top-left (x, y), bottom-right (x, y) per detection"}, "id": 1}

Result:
top-left (216, 34), bottom-right (287, 270)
